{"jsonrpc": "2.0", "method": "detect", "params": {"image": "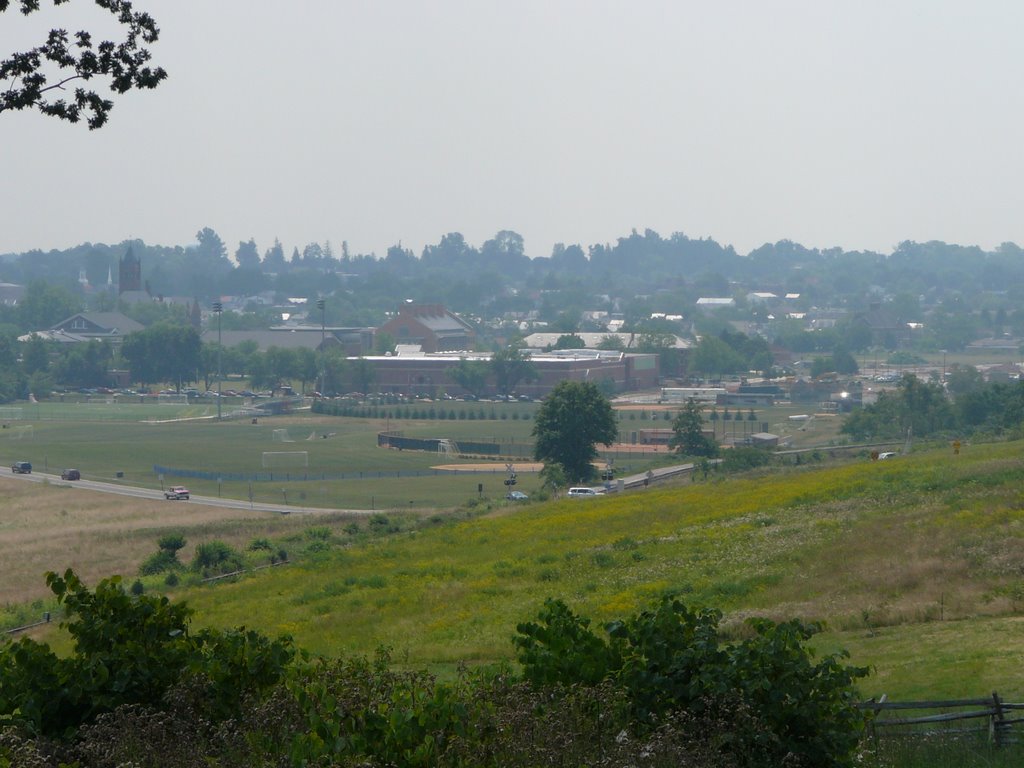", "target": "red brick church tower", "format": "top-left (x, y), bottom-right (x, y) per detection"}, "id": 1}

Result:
top-left (118, 248), bottom-right (142, 294)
